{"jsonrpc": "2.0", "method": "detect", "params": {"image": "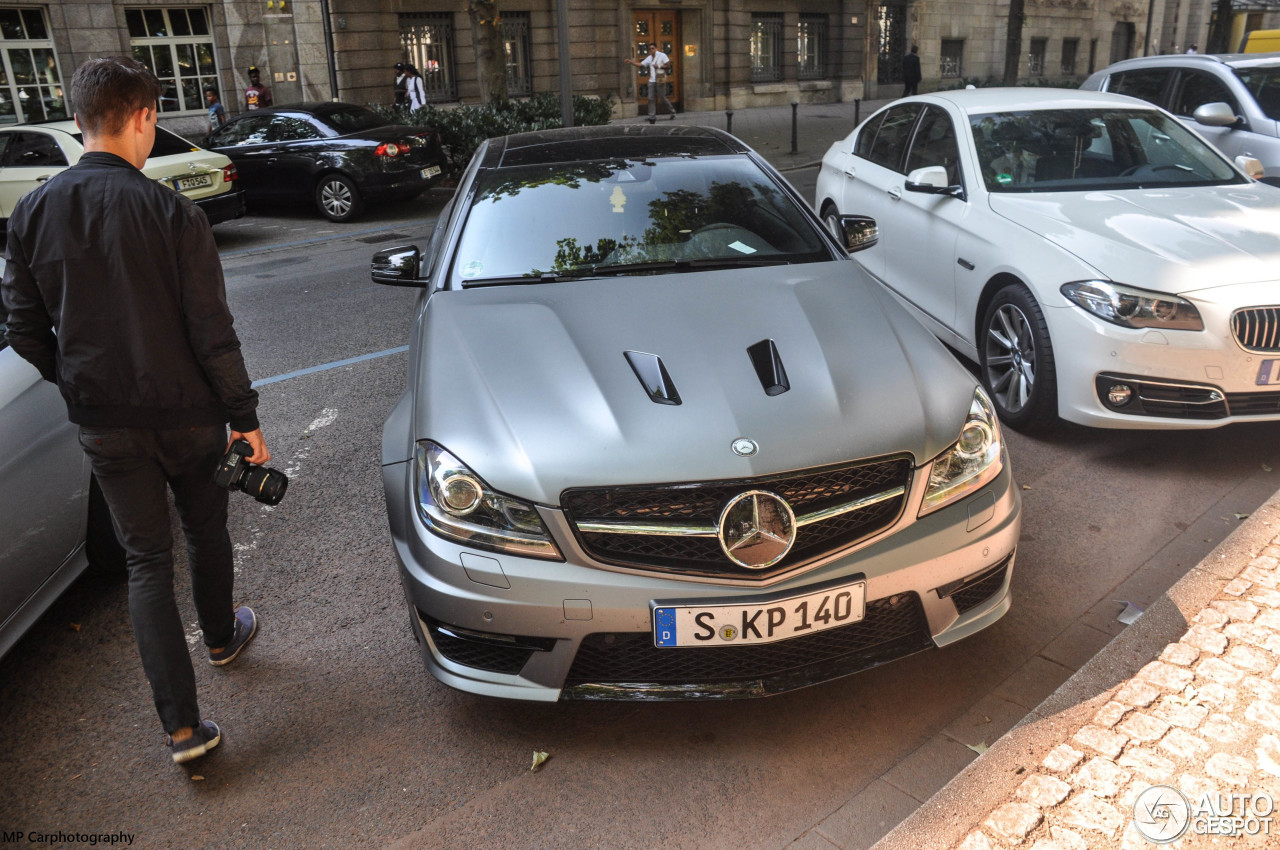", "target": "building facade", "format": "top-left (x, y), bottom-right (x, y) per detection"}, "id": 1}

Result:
top-left (3, 0), bottom-right (1275, 137)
